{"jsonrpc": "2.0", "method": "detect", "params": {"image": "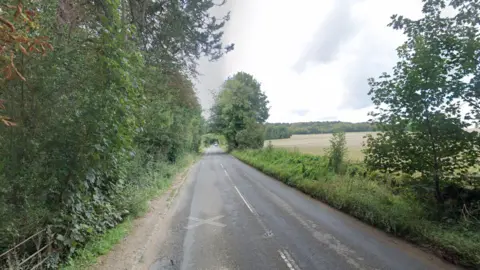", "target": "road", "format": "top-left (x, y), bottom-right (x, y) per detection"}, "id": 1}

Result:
top-left (150, 147), bottom-right (458, 270)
